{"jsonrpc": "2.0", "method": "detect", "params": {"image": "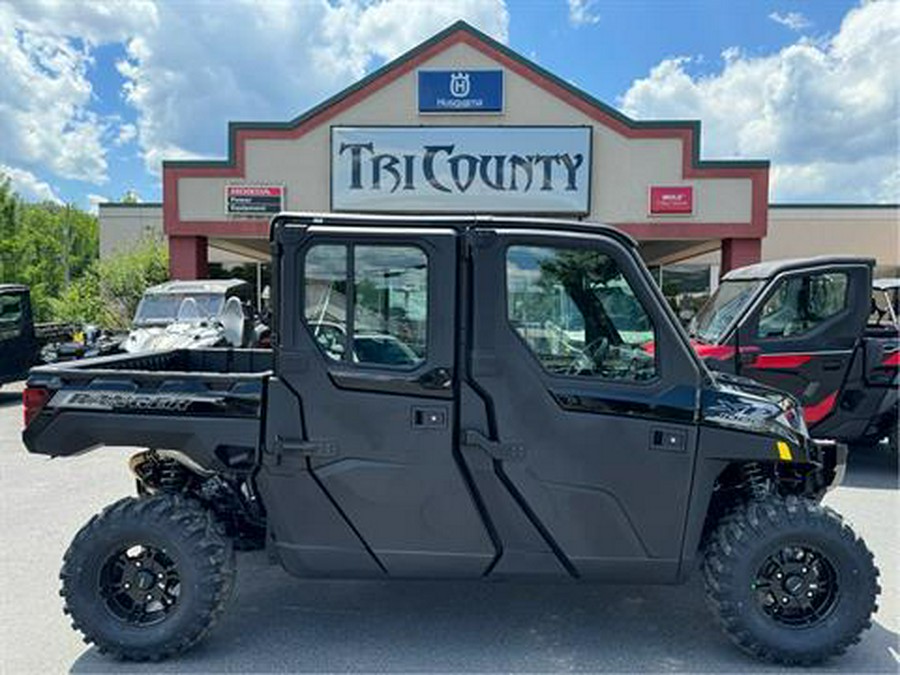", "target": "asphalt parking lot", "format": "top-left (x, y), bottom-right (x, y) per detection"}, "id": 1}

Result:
top-left (1, 380), bottom-right (897, 673)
